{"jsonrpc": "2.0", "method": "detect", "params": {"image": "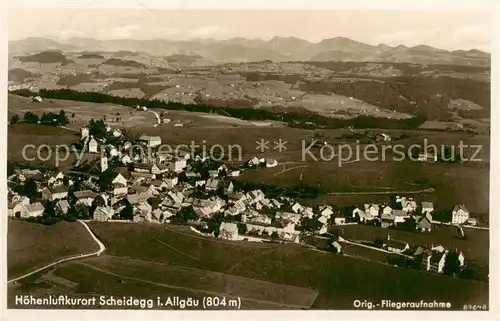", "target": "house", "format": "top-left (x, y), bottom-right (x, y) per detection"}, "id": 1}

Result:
top-left (229, 170), bottom-right (241, 177)
top-left (291, 203), bottom-right (304, 214)
top-left (151, 163), bottom-right (169, 175)
top-left (112, 128), bottom-right (122, 138)
top-left (205, 170), bottom-right (217, 178)
top-left (421, 201), bottom-right (434, 215)
top-left (151, 179), bottom-right (168, 191)
top-left (424, 250), bottom-right (448, 273)
top-left (246, 156), bottom-right (260, 167)
top-left (416, 213), bottom-right (433, 232)
top-left (397, 197), bottom-right (417, 213)
top-left (352, 208), bottom-right (374, 222)
top-left (418, 152), bottom-right (438, 162)
top-left (93, 206), bottom-right (115, 222)
top-left (334, 217), bottom-right (346, 225)
top-left (43, 186), bottom-right (68, 201)
top-left (383, 236), bottom-right (410, 254)
top-left (219, 223), bottom-right (239, 241)
top-left (133, 202), bottom-right (153, 222)
top-left (205, 178), bottom-right (220, 191)
top-left (20, 202), bottom-right (44, 218)
top-left (223, 181), bottom-right (234, 195)
top-left (392, 210), bottom-right (408, 224)
top-left (121, 155), bottom-right (132, 164)
top-left (48, 172), bottom-right (65, 186)
top-left (112, 173), bottom-right (128, 186)
top-left (382, 205), bottom-right (393, 216)
top-left (164, 176), bottom-right (178, 188)
top-left (127, 192), bottom-right (150, 205)
top-left (452, 205), bottom-right (469, 224)
top-left (320, 206), bottom-right (334, 217)
top-left (113, 183), bottom-right (128, 196)
top-left (364, 204), bottom-right (380, 217)
top-left (266, 158), bottom-right (278, 168)
top-left (171, 159), bottom-right (187, 172)
top-left (74, 190), bottom-right (98, 207)
top-left (139, 135), bottom-right (162, 147)
top-left (8, 196), bottom-right (30, 217)
top-left (380, 212), bottom-right (395, 228)
top-left (134, 163), bottom-right (151, 173)
top-left (56, 200), bottom-right (70, 215)
top-left (88, 137), bottom-right (98, 153)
